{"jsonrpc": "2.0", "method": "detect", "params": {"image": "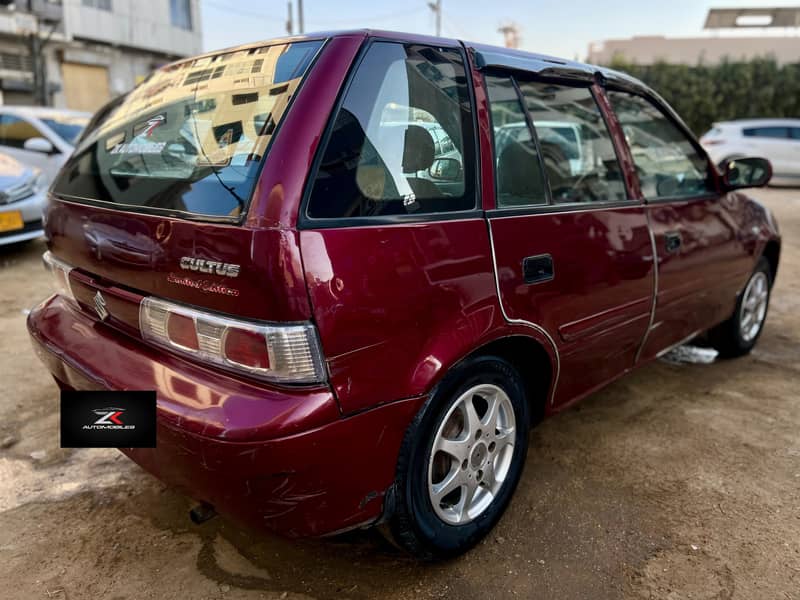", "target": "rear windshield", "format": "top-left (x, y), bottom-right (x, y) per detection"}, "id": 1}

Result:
top-left (52, 40), bottom-right (323, 220)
